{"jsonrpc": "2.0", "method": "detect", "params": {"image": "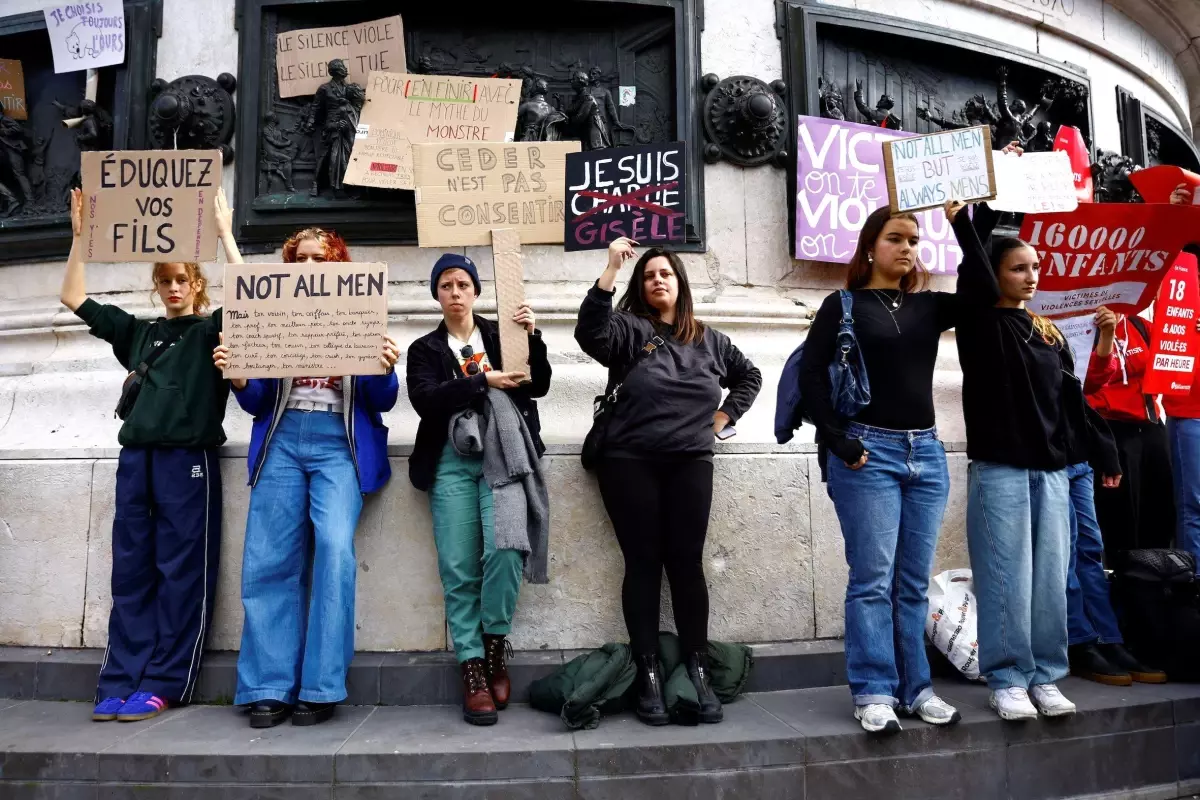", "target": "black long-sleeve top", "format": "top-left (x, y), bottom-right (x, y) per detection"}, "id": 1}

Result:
top-left (575, 284), bottom-right (762, 459)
